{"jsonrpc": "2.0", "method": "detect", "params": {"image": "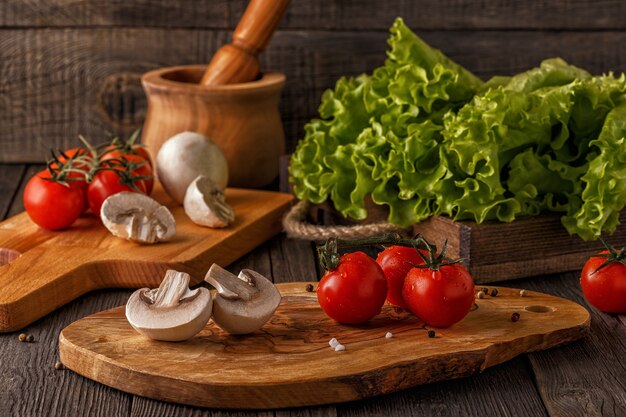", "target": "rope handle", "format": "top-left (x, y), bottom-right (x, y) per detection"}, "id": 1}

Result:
top-left (282, 200), bottom-right (406, 240)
